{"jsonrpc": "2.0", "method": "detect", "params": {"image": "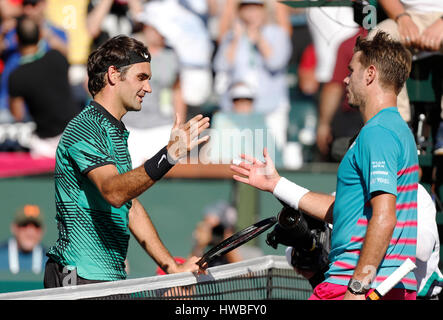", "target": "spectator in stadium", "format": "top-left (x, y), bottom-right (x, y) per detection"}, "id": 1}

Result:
top-left (0, 0), bottom-right (22, 123)
top-left (87, 0), bottom-right (143, 51)
top-left (213, 0), bottom-right (292, 152)
top-left (191, 200), bottom-right (242, 267)
top-left (216, 0), bottom-right (292, 44)
top-left (124, 8), bottom-right (186, 167)
top-left (138, 0), bottom-right (213, 117)
top-left (373, 0), bottom-right (443, 124)
top-left (43, 35), bottom-right (210, 288)
top-left (205, 82), bottom-right (283, 167)
top-left (316, 27), bottom-right (366, 162)
top-left (8, 16), bottom-right (79, 159)
top-left (0, 0), bottom-right (68, 122)
top-left (305, 4), bottom-right (360, 85)
top-left (231, 31), bottom-right (418, 300)
top-left (0, 204), bottom-right (47, 275)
